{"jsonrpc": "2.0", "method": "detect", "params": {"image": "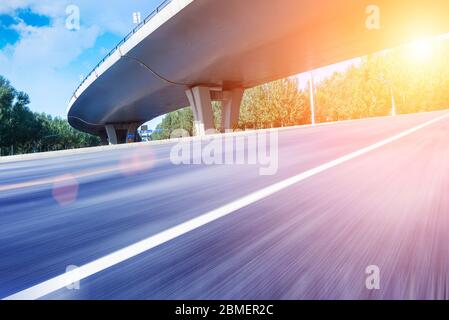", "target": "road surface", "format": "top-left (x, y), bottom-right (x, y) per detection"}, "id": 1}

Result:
top-left (1, 110), bottom-right (449, 300)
